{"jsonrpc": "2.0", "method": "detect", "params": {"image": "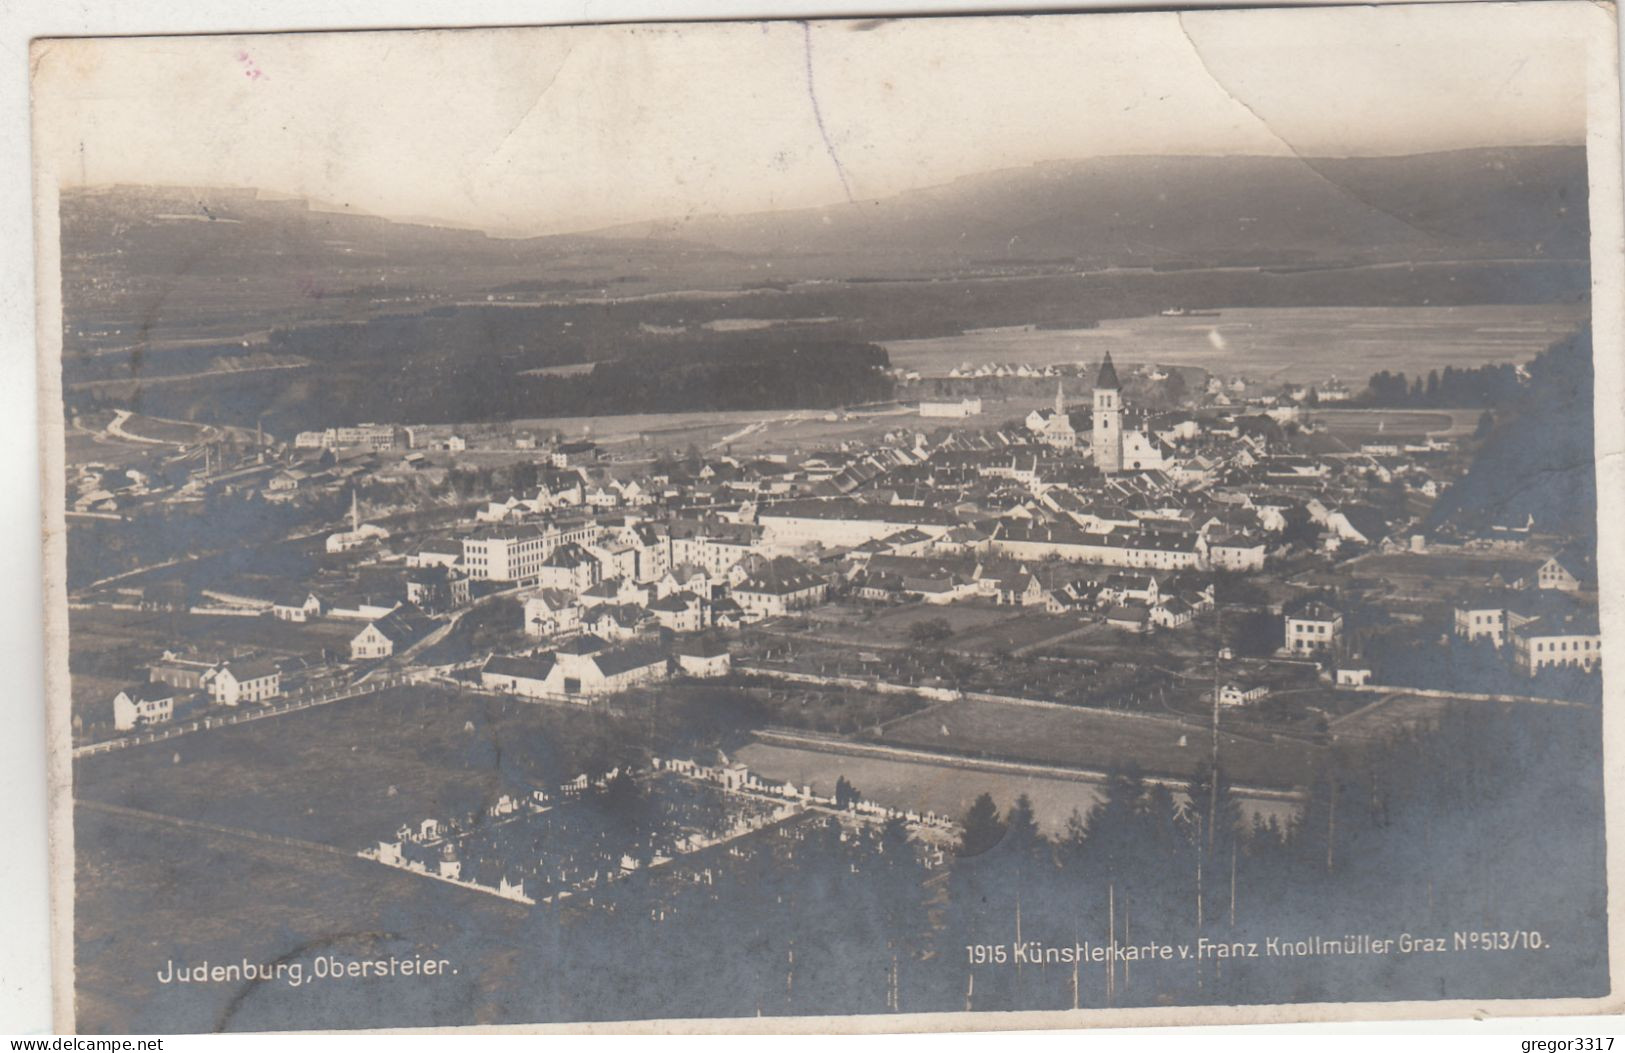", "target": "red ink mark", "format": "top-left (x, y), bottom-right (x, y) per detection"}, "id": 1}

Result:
top-left (236, 50), bottom-right (268, 81)
top-left (296, 276), bottom-right (326, 300)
